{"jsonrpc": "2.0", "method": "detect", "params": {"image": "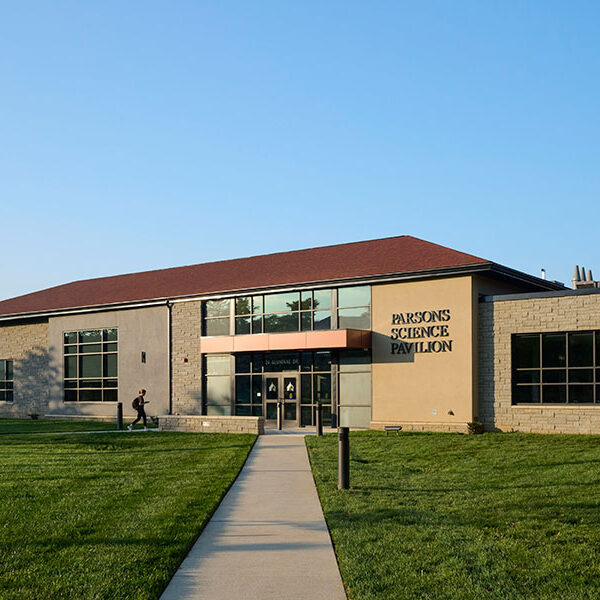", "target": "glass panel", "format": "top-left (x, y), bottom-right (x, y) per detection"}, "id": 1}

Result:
top-left (80, 380), bottom-right (102, 388)
top-left (206, 376), bottom-right (232, 405)
top-left (264, 313), bottom-right (299, 333)
top-left (64, 345), bottom-right (78, 354)
top-left (4, 382), bottom-right (13, 390)
top-left (301, 352), bottom-right (312, 372)
top-left (516, 370), bottom-right (541, 385)
top-left (235, 376), bottom-right (250, 404)
top-left (569, 332), bottom-right (593, 367)
top-left (0, 361), bottom-right (4, 380)
top-left (252, 375), bottom-right (262, 404)
top-left (322, 405), bottom-right (332, 427)
top-left (252, 405), bottom-right (263, 416)
top-left (103, 343), bottom-right (118, 352)
top-left (64, 390), bottom-right (77, 402)
top-left (103, 390), bottom-right (118, 403)
top-left (266, 403), bottom-right (277, 420)
top-left (235, 354), bottom-right (251, 373)
top-left (236, 405), bottom-right (251, 416)
top-left (264, 352), bottom-right (299, 371)
top-left (252, 296), bottom-right (263, 314)
top-left (64, 356), bottom-right (77, 379)
top-left (79, 355), bottom-right (101, 378)
top-left (300, 291), bottom-right (312, 310)
top-left (514, 335), bottom-right (540, 369)
top-left (103, 328), bottom-right (118, 341)
top-left (569, 369), bottom-right (593, 383)
top-left (543, 385), bottom-right (567, 403)
top-left (5, 361), bottom-right (12, 380)
top-left (235, 297), bottom-right (252, 315)
top-left (80, 343), bottom-right (101, 353)
top-left (206, 299), bottom-right (230, 317)
top-left (313, 352), bottom-right (331, 372)
top-left (104, 379), bottom-right (118, 388)
top-left (64, 380), bottom-right (78, 388)
top-left (314, 373), bottom-right (331, 402)
top-left (513, 385), bottom-right (540, 403)
top-left (0, 391), bottom-right (5, 402)
top-left (301, 406), bottom-right (312, 426)
top-left (264, 292), bottom-right (299, 313)
top-left (206, 354), bottom-right (231, 375)
top-left (252, 353), bottom-right (263, 372)
top-left (313, 289), bottom-right (331, 310)
top-left (6, 391), bottom-right (13, 403)
top-left (251, 316), bottom-right (263, 334)
top-left (103, 354), bottom-right (118, 378)
top-left (266, 378), bottom-right (278, 400)
top-left (542, 333), bottom-right (566, 367)
top-left (206, 317), bottom-right (230, 336)
top-left (64, 332), bottom-right (77, 344)
top-left (542, 369), bottom-right (565, 383)
top-left (79, 390), bottom-right (102, 402)
top-left (284, 402), bottom-right (297, 420)
top-left (338, 307), bottom-right (370, 329)
top-left (79, 330), bottom-right (101, 343)
top-left (301, 312), bottom-right (312, 331)
top-left (283, 377), bottom-right (297, 400)
top-left (338, 286), bottom-right (370, 308)
top-left (569, 385), bottom-right (594, 403)
top-left (301, 374), bottom-right (312, 403)
top-left (313, 310), bottom-right (331, 331)
top-left (235, 317), bottom-right (251, 335)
